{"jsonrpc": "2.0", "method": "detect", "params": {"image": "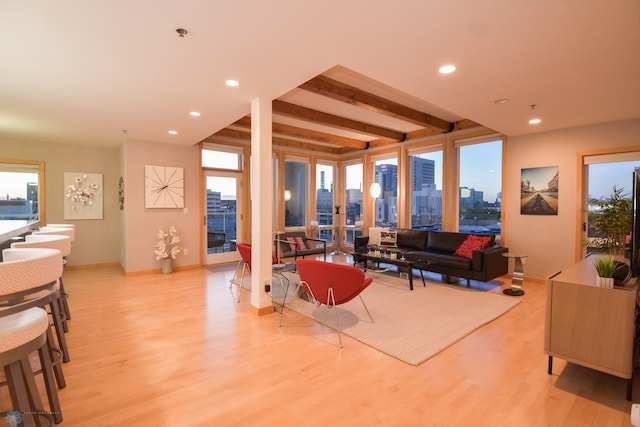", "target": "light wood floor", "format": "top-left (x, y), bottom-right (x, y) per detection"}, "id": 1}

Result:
top-left (2, 255), bottom-right (636, 426)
